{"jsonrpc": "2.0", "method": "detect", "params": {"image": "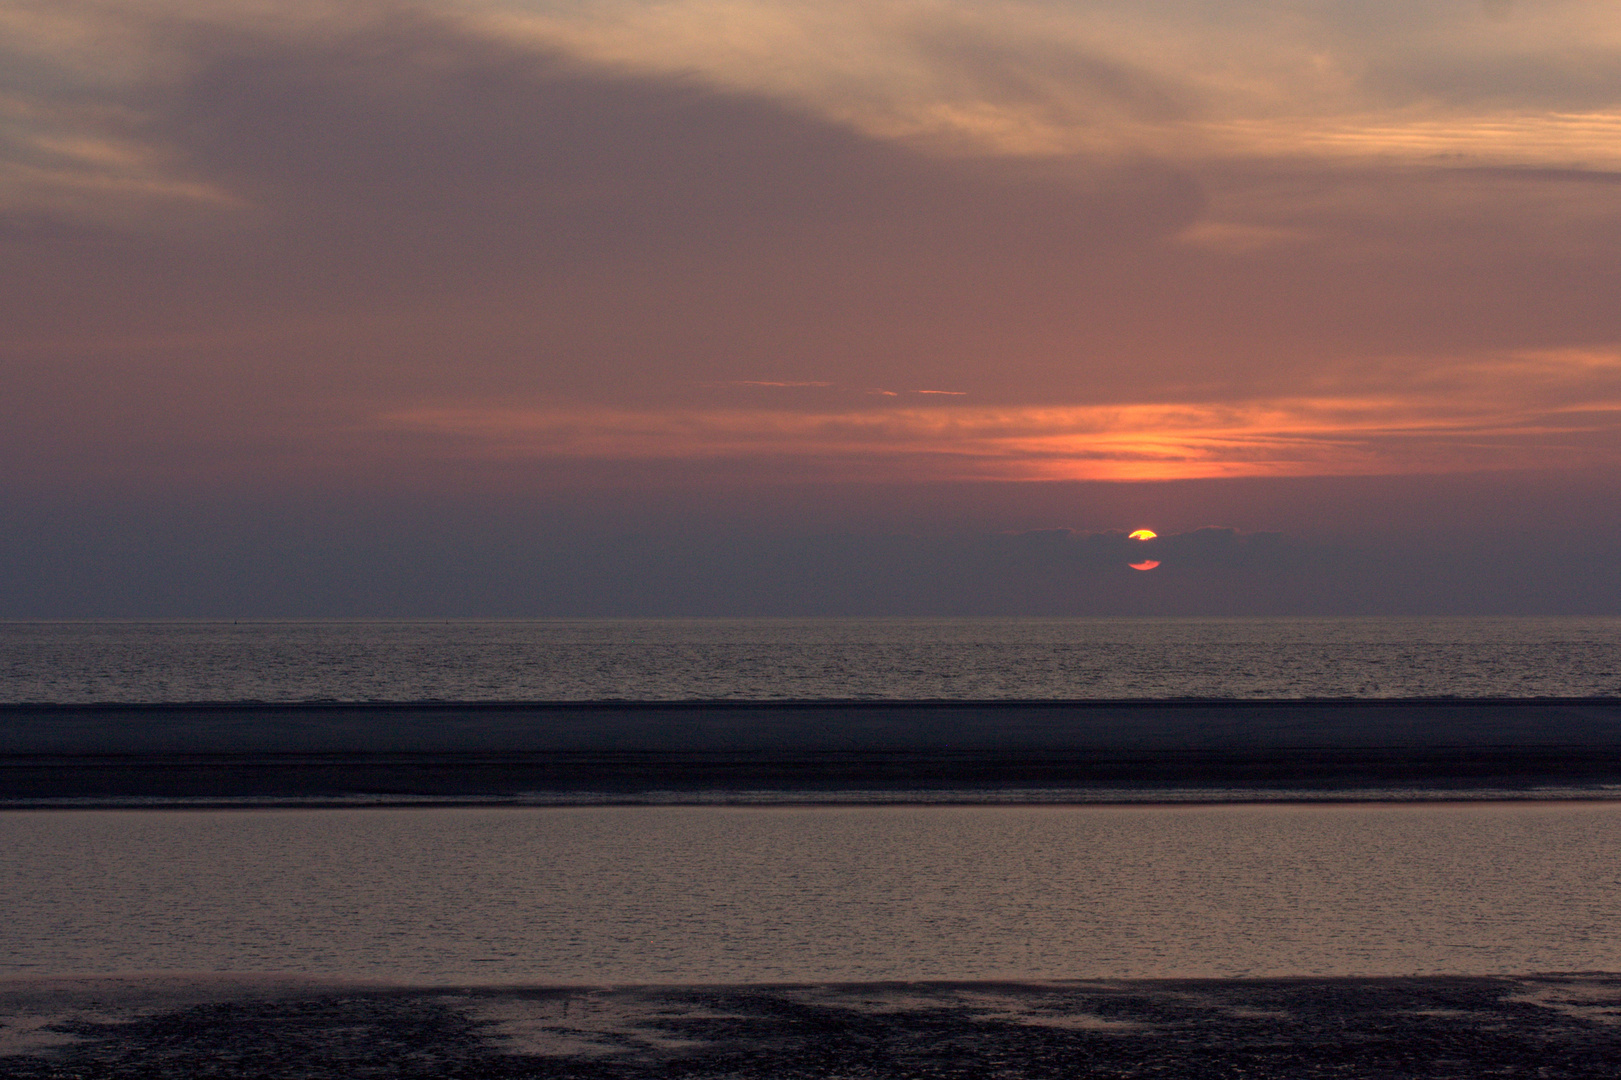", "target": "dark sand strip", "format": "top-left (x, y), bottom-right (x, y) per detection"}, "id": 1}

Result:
top-left (6, 748), bottom-right (1621, 806)
top-left (9, 698), bottom-right (1621, 753)
top-left (5, 699), bottom-right (1621, 805)
top-left (3, 974), bottom-right (1619, 1078)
